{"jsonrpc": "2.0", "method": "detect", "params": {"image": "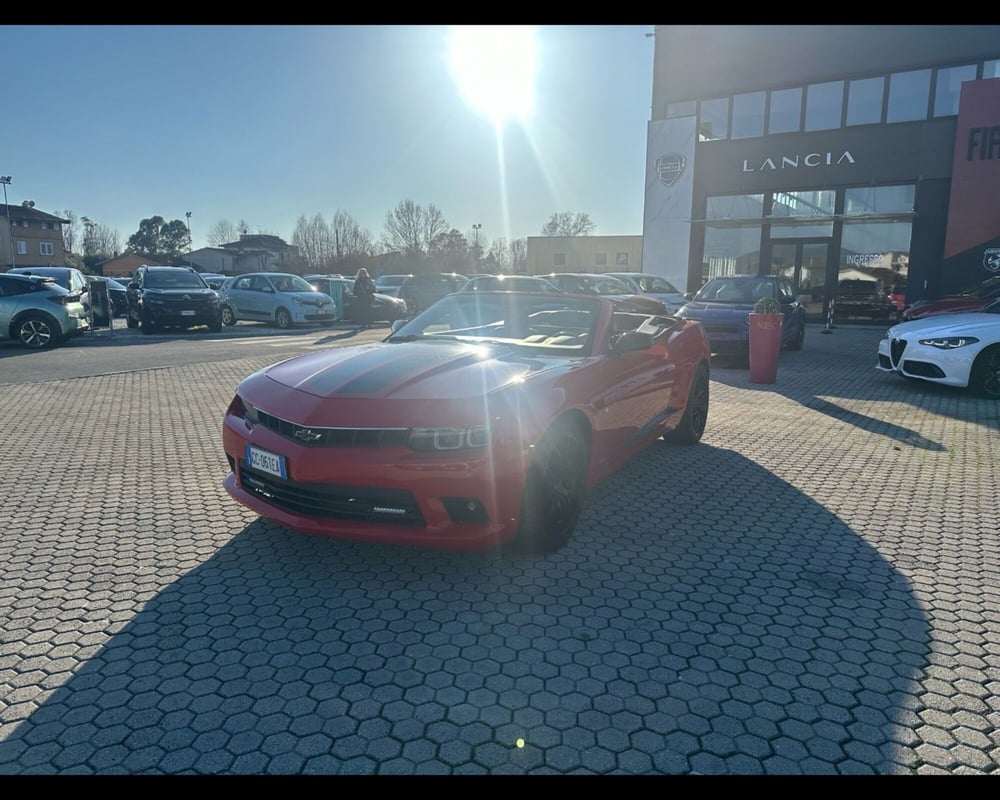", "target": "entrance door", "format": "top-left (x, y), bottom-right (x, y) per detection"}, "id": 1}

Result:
top-left (769, 241), bottom-right (830, 323)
